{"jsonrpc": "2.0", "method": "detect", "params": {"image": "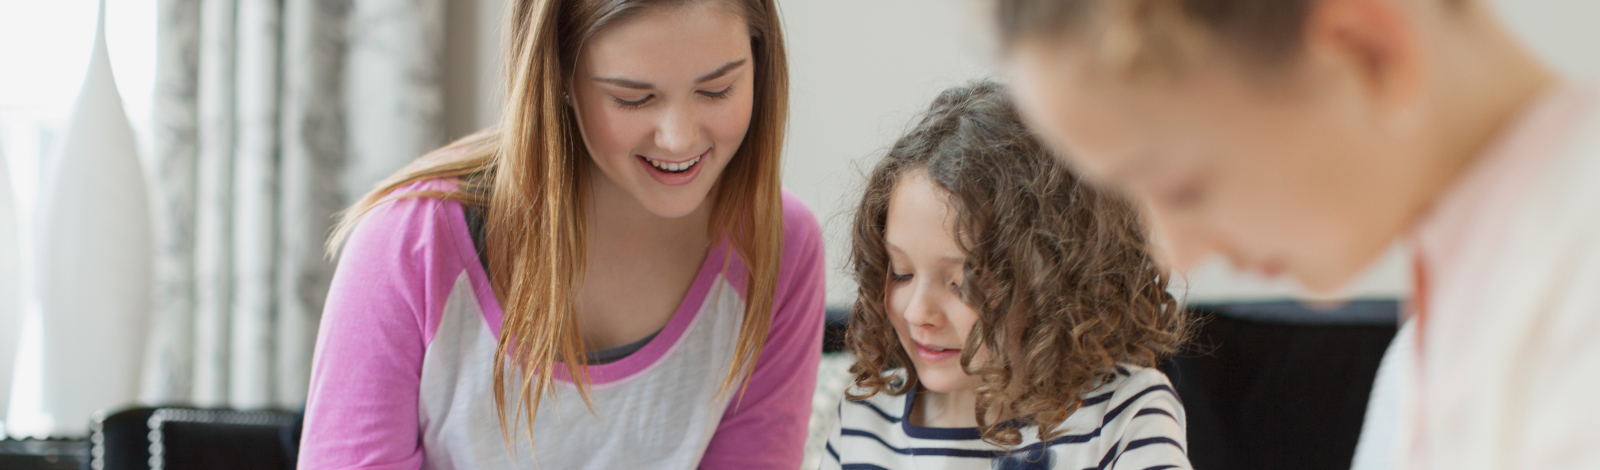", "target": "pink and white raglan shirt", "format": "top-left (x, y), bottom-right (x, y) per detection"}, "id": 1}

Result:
top-left (297, 179), bottom-right (827, 470)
